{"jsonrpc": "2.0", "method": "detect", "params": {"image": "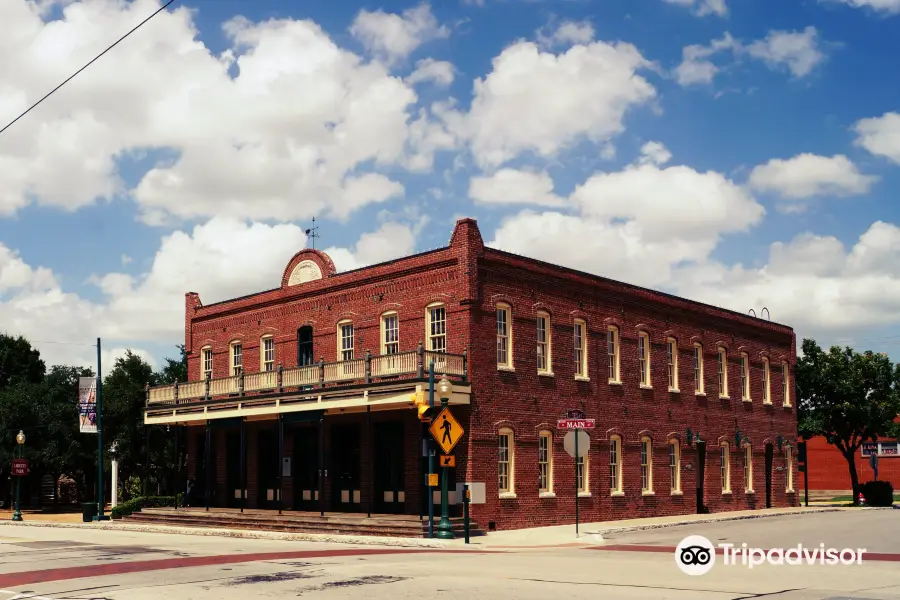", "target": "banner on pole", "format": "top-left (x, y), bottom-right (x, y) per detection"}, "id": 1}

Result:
top-left (79, 376), bottom-right (98, 434)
